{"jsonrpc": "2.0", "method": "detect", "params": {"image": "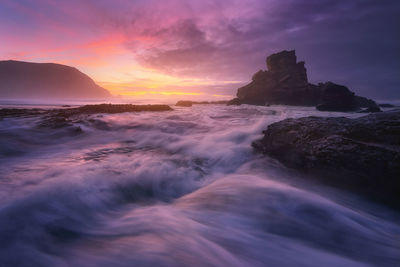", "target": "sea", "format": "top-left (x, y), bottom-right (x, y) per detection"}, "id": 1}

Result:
top-left (0, 100), bottom-right (399, 267)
